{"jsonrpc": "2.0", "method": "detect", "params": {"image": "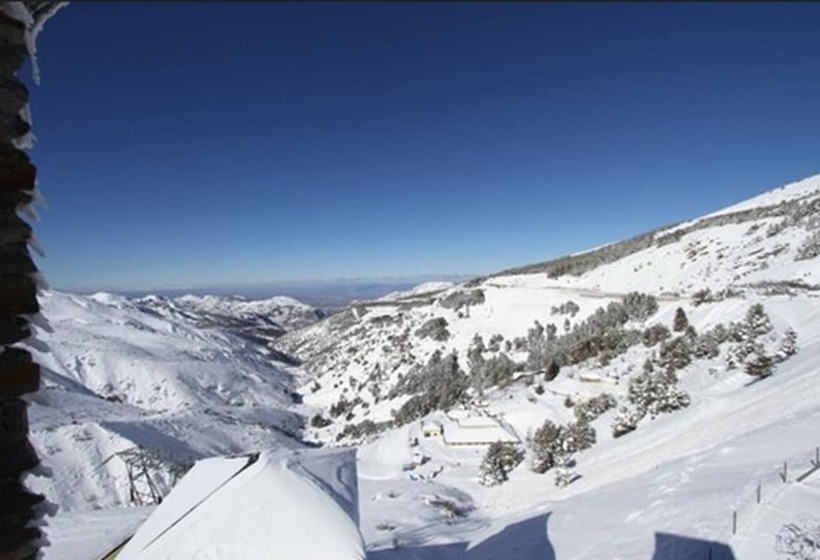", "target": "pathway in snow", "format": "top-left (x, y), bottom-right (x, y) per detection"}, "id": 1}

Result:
top-left (732, 469), bottom-right (820, 560)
